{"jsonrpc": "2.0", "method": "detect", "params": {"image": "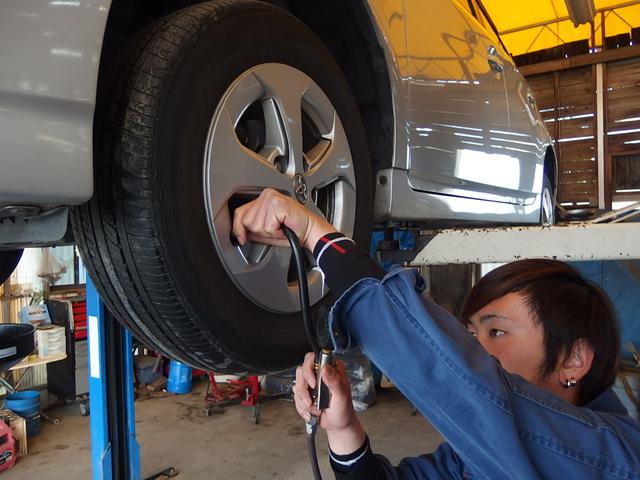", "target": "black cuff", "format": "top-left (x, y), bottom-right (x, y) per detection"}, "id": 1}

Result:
top-left (313, 232), bottom-right (384, 298)
top-left (330, 436), bottom-right (388, 480)
top-left (329, 435), bottom-right (370, 474)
